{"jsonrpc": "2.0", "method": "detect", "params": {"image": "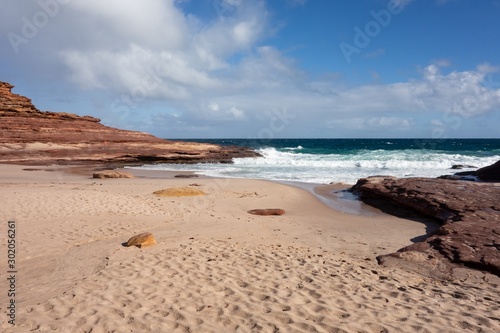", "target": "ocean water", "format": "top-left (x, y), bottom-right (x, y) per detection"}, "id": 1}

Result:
top-left (134, 139), bottom-right (500, 185)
